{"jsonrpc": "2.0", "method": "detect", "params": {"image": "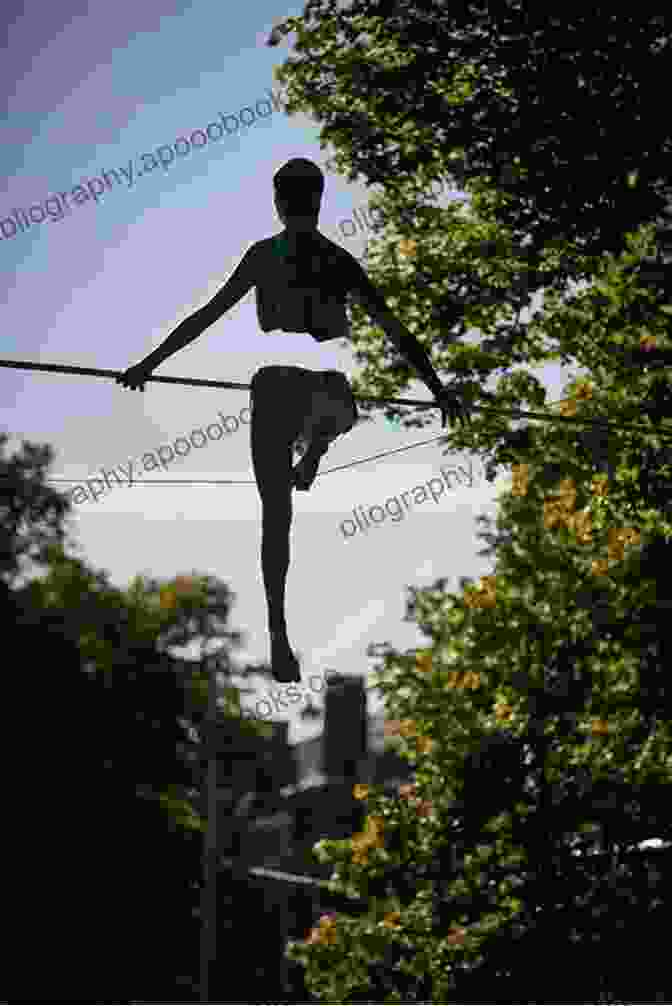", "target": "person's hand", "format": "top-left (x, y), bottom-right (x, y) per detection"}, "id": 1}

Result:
top-left (116, 361), bottom-right (154, 391)
top-left (435, 384), bottom-right (472, 430)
